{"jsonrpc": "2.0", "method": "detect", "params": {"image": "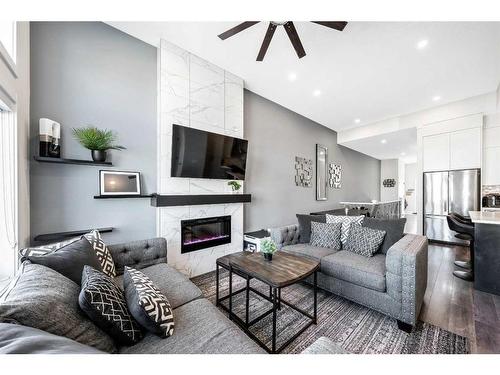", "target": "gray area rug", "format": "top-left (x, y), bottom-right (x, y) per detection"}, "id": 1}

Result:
top-left (191, 269), bottom-right (469, 354)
